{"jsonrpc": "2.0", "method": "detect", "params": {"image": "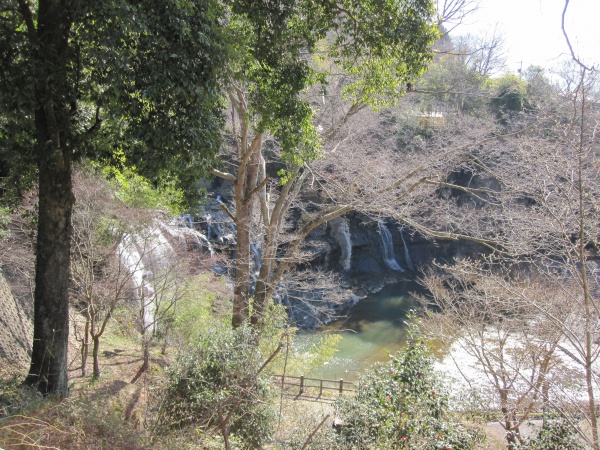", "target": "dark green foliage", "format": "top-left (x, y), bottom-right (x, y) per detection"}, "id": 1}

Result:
top-left (519, 416), bottom-right (585, 450)
top-left (228, 0), bottom-right (439, 166)
top-left (0, 0), bottom-right (226, 207)
top-left (0, 0), bottom-right (228, 394)
top-left (335, 327), bottom-right (482, 449)
top-left (489, 75), bottom-right (530, 121)
top-left (154, 324), bottom-right (276, 449)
